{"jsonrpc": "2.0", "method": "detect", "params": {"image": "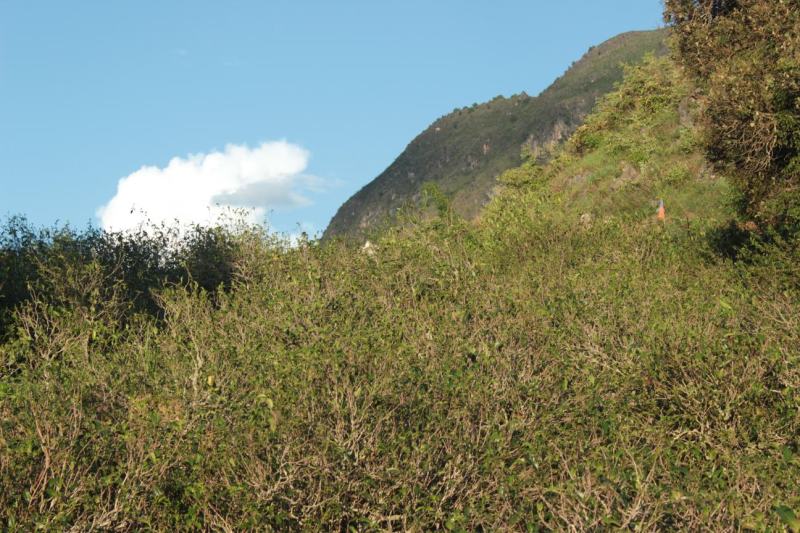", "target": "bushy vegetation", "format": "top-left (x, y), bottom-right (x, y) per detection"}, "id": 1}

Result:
top-left (664, 0), bottom-right (800, 233)
top-left (2, 54), bottom-right (799, 532)
top-left (0, 217), bottom-right (241, 341)
top-left (492, 54), bottom-right (732, 226)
